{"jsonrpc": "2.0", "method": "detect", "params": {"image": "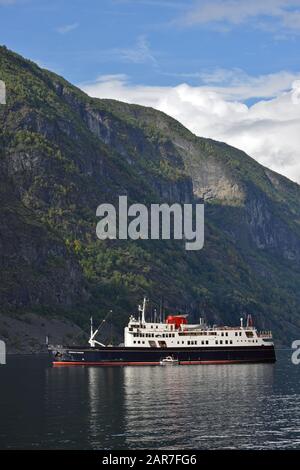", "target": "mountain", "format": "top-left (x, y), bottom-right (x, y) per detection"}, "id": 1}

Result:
top-left (1, 45), bottom-right (300, 348)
